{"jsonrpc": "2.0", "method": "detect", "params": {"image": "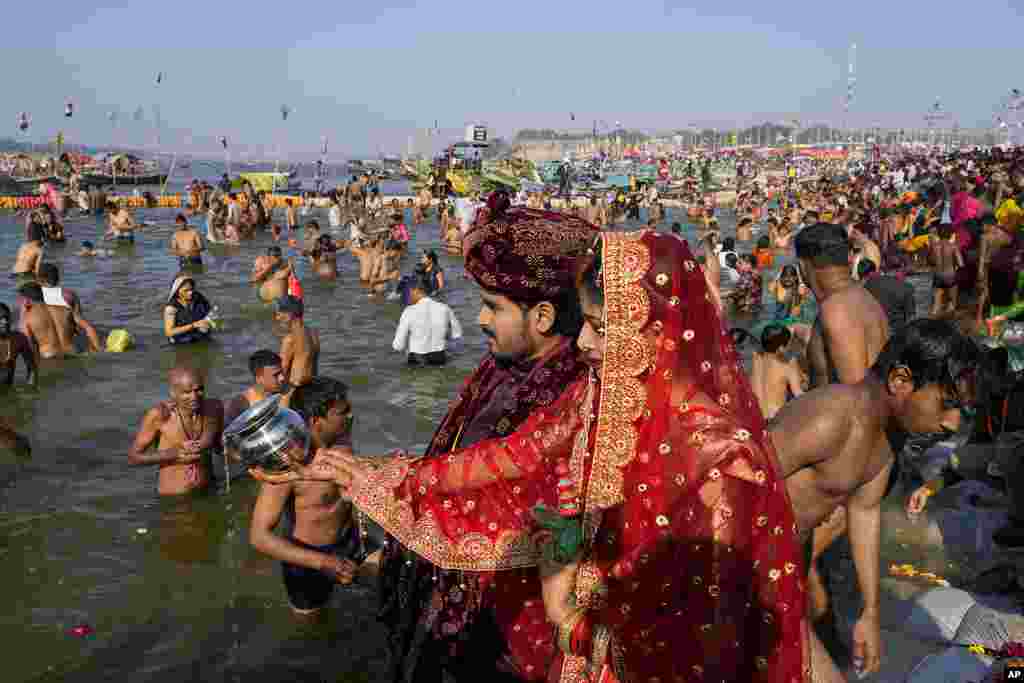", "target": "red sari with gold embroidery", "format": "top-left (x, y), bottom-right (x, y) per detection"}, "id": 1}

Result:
top-left (354, 231), bottom-right (809, 682)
